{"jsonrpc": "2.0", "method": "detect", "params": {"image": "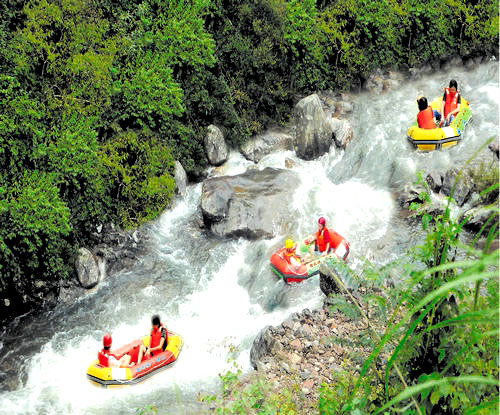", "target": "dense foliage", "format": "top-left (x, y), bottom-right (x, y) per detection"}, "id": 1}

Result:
top-left (0, 0), bottom-right (497, 315)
